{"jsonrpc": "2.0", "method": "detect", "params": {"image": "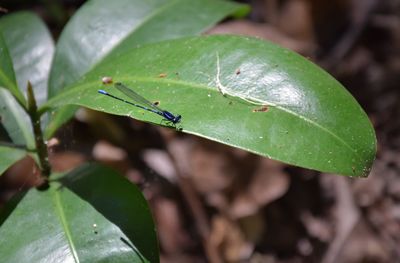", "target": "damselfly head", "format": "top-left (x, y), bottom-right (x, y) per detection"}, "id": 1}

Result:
top-left (173, 115), bottom-right (182, 124)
